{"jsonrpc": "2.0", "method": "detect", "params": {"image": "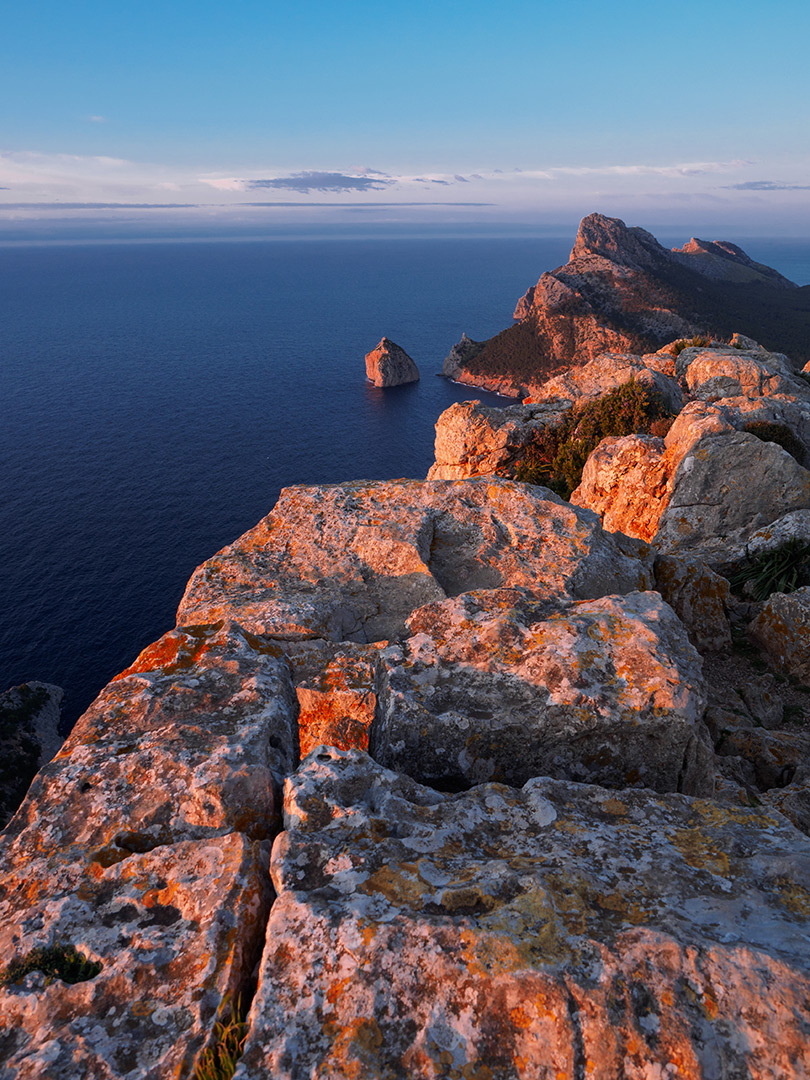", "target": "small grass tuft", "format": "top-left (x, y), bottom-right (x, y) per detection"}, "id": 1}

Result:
top-left (0, 943), bottom-right (102, 986)
top-left (195, 997), bottom-right (249, 1080)
top-left (672, 335), bottom-right (712, 357)
top-left (728, 538), bottom-right (810, 602)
